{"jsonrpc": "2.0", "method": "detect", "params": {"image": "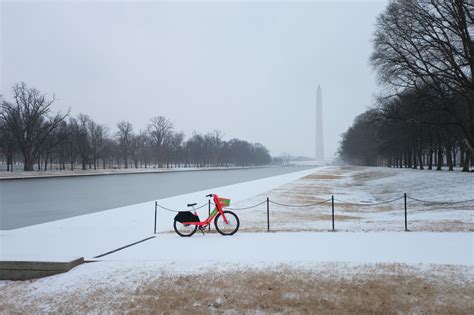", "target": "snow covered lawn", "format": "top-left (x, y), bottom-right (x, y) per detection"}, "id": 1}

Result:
top-left (1, 261), bottom-right (472, 314)
top-left (232, 166), bottom-right (474, 232)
